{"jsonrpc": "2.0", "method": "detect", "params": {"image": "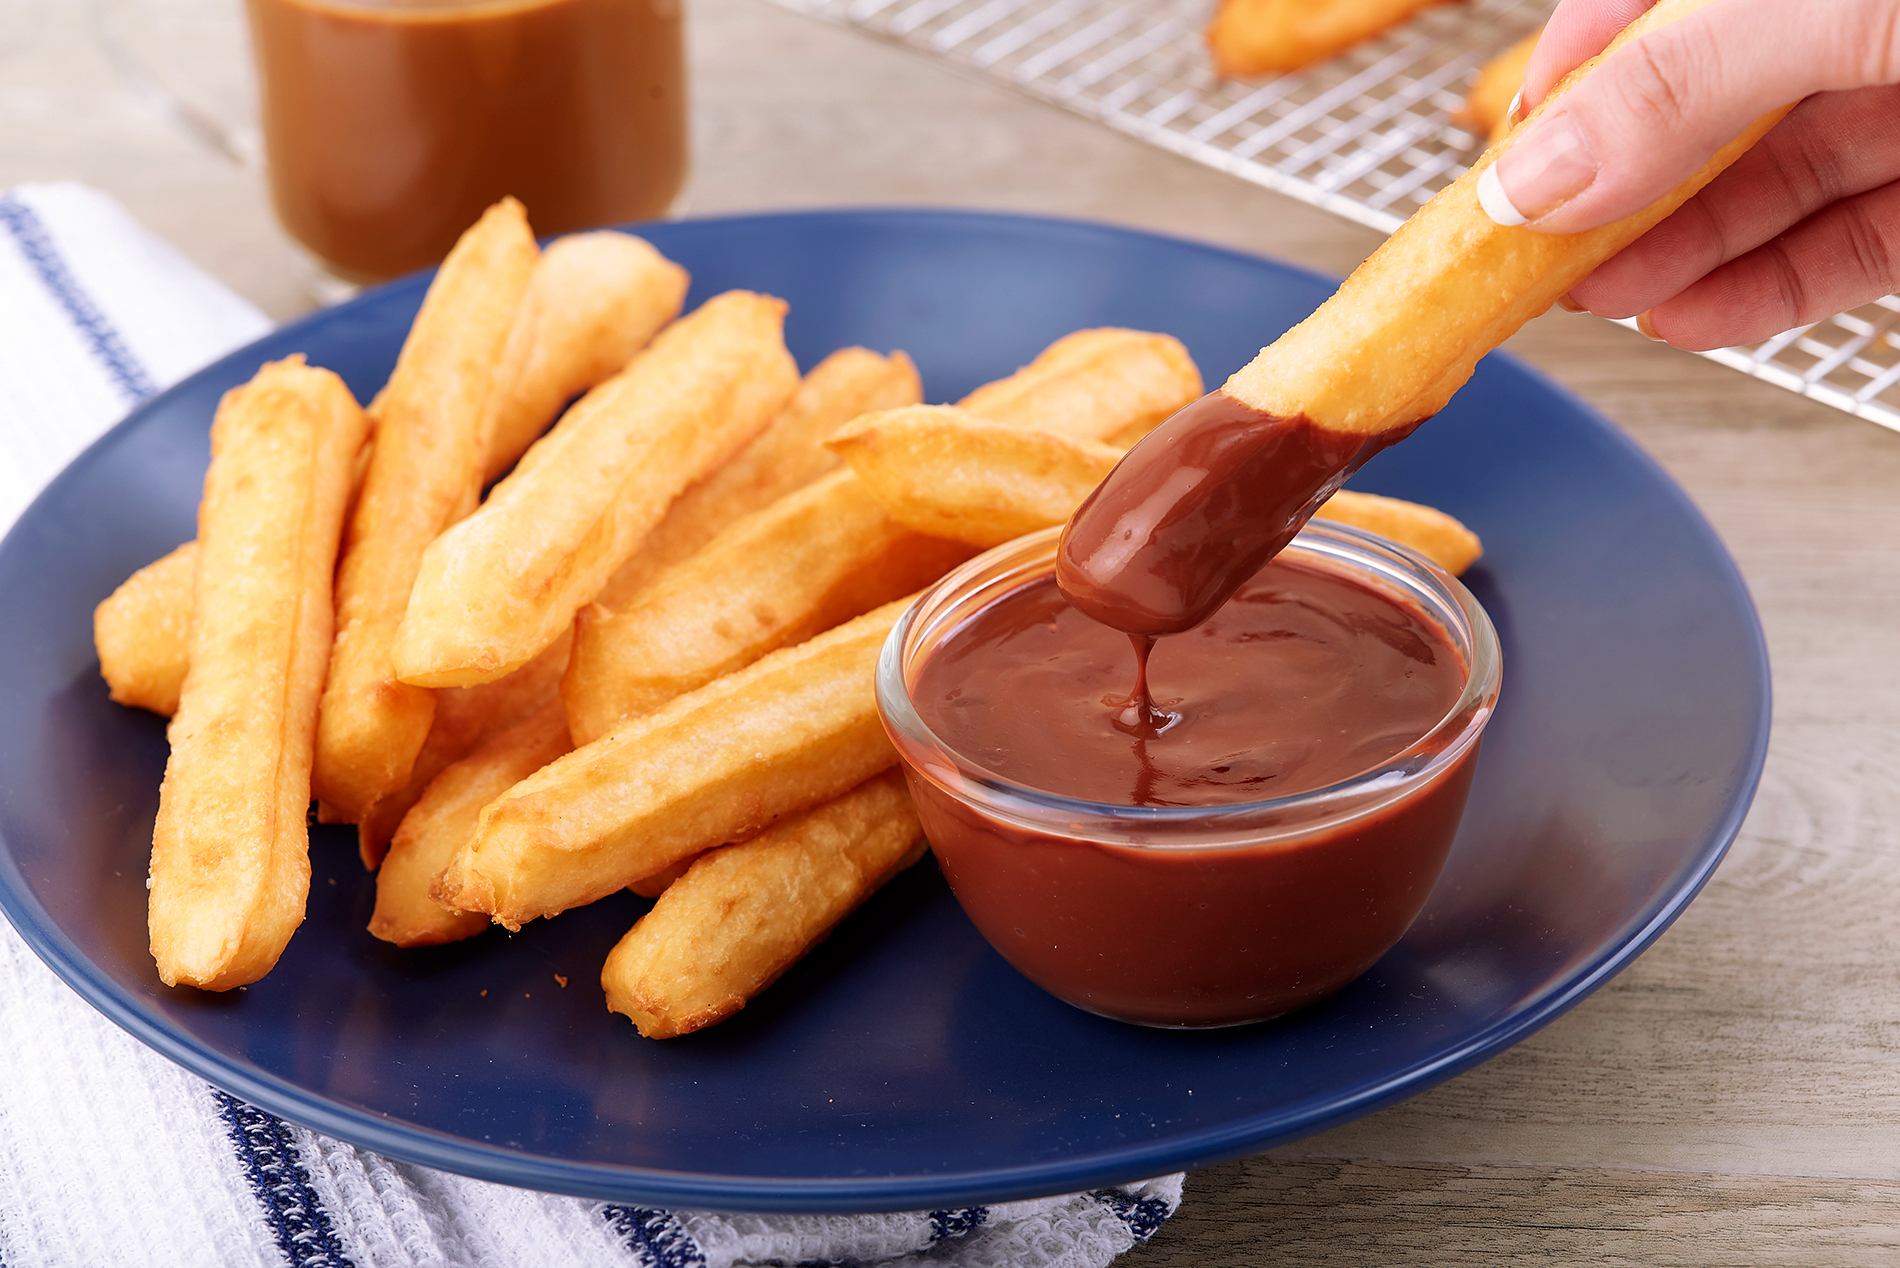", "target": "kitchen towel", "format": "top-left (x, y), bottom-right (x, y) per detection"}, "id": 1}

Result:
top-left (0, 181), bottom-right (1183, 1268)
